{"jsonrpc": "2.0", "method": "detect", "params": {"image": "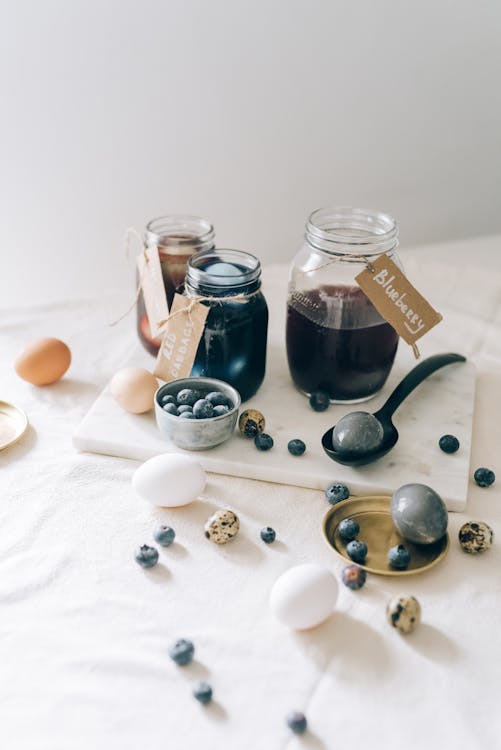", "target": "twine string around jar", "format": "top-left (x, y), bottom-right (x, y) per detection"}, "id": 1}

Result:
top-left (109, 228), bottom-right (151, 327)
